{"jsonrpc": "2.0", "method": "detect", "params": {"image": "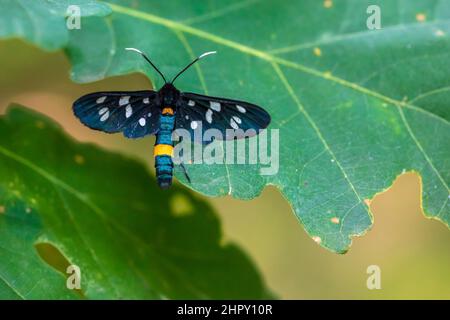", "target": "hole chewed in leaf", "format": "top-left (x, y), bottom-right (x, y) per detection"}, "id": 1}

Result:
top-left (35, 242), bottom-right (70, 274)
top-left (35, 242), bottom-right (85, 298)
